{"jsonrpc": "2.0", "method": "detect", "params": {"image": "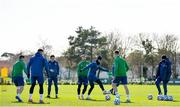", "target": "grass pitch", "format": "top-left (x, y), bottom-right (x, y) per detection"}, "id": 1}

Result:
top-left (0, 85), bottom-right (180, 106)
